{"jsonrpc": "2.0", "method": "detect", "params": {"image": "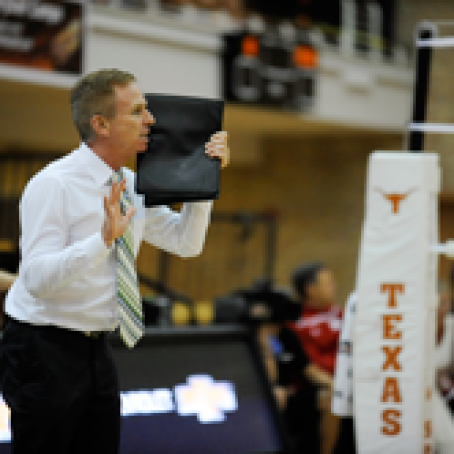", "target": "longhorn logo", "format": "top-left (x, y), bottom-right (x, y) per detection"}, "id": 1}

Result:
top-left (375, 188), bottom-right (417, 214)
